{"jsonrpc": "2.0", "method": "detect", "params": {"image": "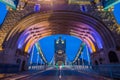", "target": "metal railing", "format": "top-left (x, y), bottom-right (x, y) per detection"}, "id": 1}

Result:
top-left (73, 64), bottom-right (120, 79)
top-left (28, 64), bottom-right (120, 79)
top-left (28, 65), bottom-right (48, 70)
